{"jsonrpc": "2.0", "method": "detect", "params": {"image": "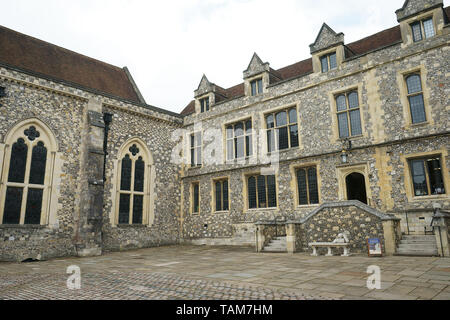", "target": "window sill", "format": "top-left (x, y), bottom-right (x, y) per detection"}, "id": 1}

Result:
top-left (296, 204), bottom-right (320, 209)
top-left (214, 211), bottom-right (230, 214)
top-left (411, 194), bottom-right (448, 201)
top-left (0, 224), bottom-right (46, 229)
top-left (408, 121), bottom-right (429, 128)
top-left (226, 156), bottom-right (254, 163)
top-left (267, 147), bottom-right (299, 156)
top-left (116, 224), bottom-right (147, 228)
top-left (339, 134), bottom-right (364, 141)
top-left (246, 207), bottom-right (278, 212)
